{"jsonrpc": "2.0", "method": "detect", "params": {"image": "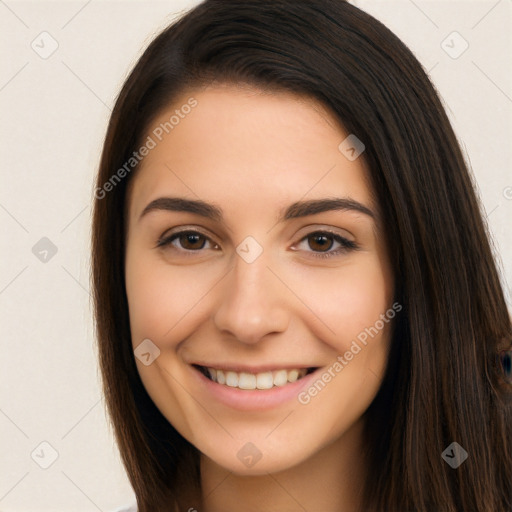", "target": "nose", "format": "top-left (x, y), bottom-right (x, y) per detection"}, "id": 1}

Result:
top-left (213, 251), bottom-right (290, 345)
